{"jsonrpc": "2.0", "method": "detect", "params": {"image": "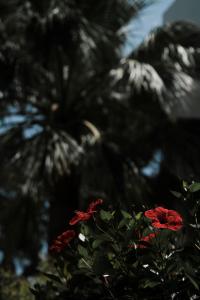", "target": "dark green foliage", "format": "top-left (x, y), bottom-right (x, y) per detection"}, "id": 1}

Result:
top-left (0, 269), bottom-right (34, 300)
top-left (31, 184), bottom-right (200, 299)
